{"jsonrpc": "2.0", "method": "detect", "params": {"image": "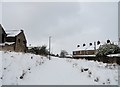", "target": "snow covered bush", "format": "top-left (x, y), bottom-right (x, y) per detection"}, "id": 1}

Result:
top-left (27, 45), bottom-right (49, 56)
top-left (96, 43), bottom-right (120, 57)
